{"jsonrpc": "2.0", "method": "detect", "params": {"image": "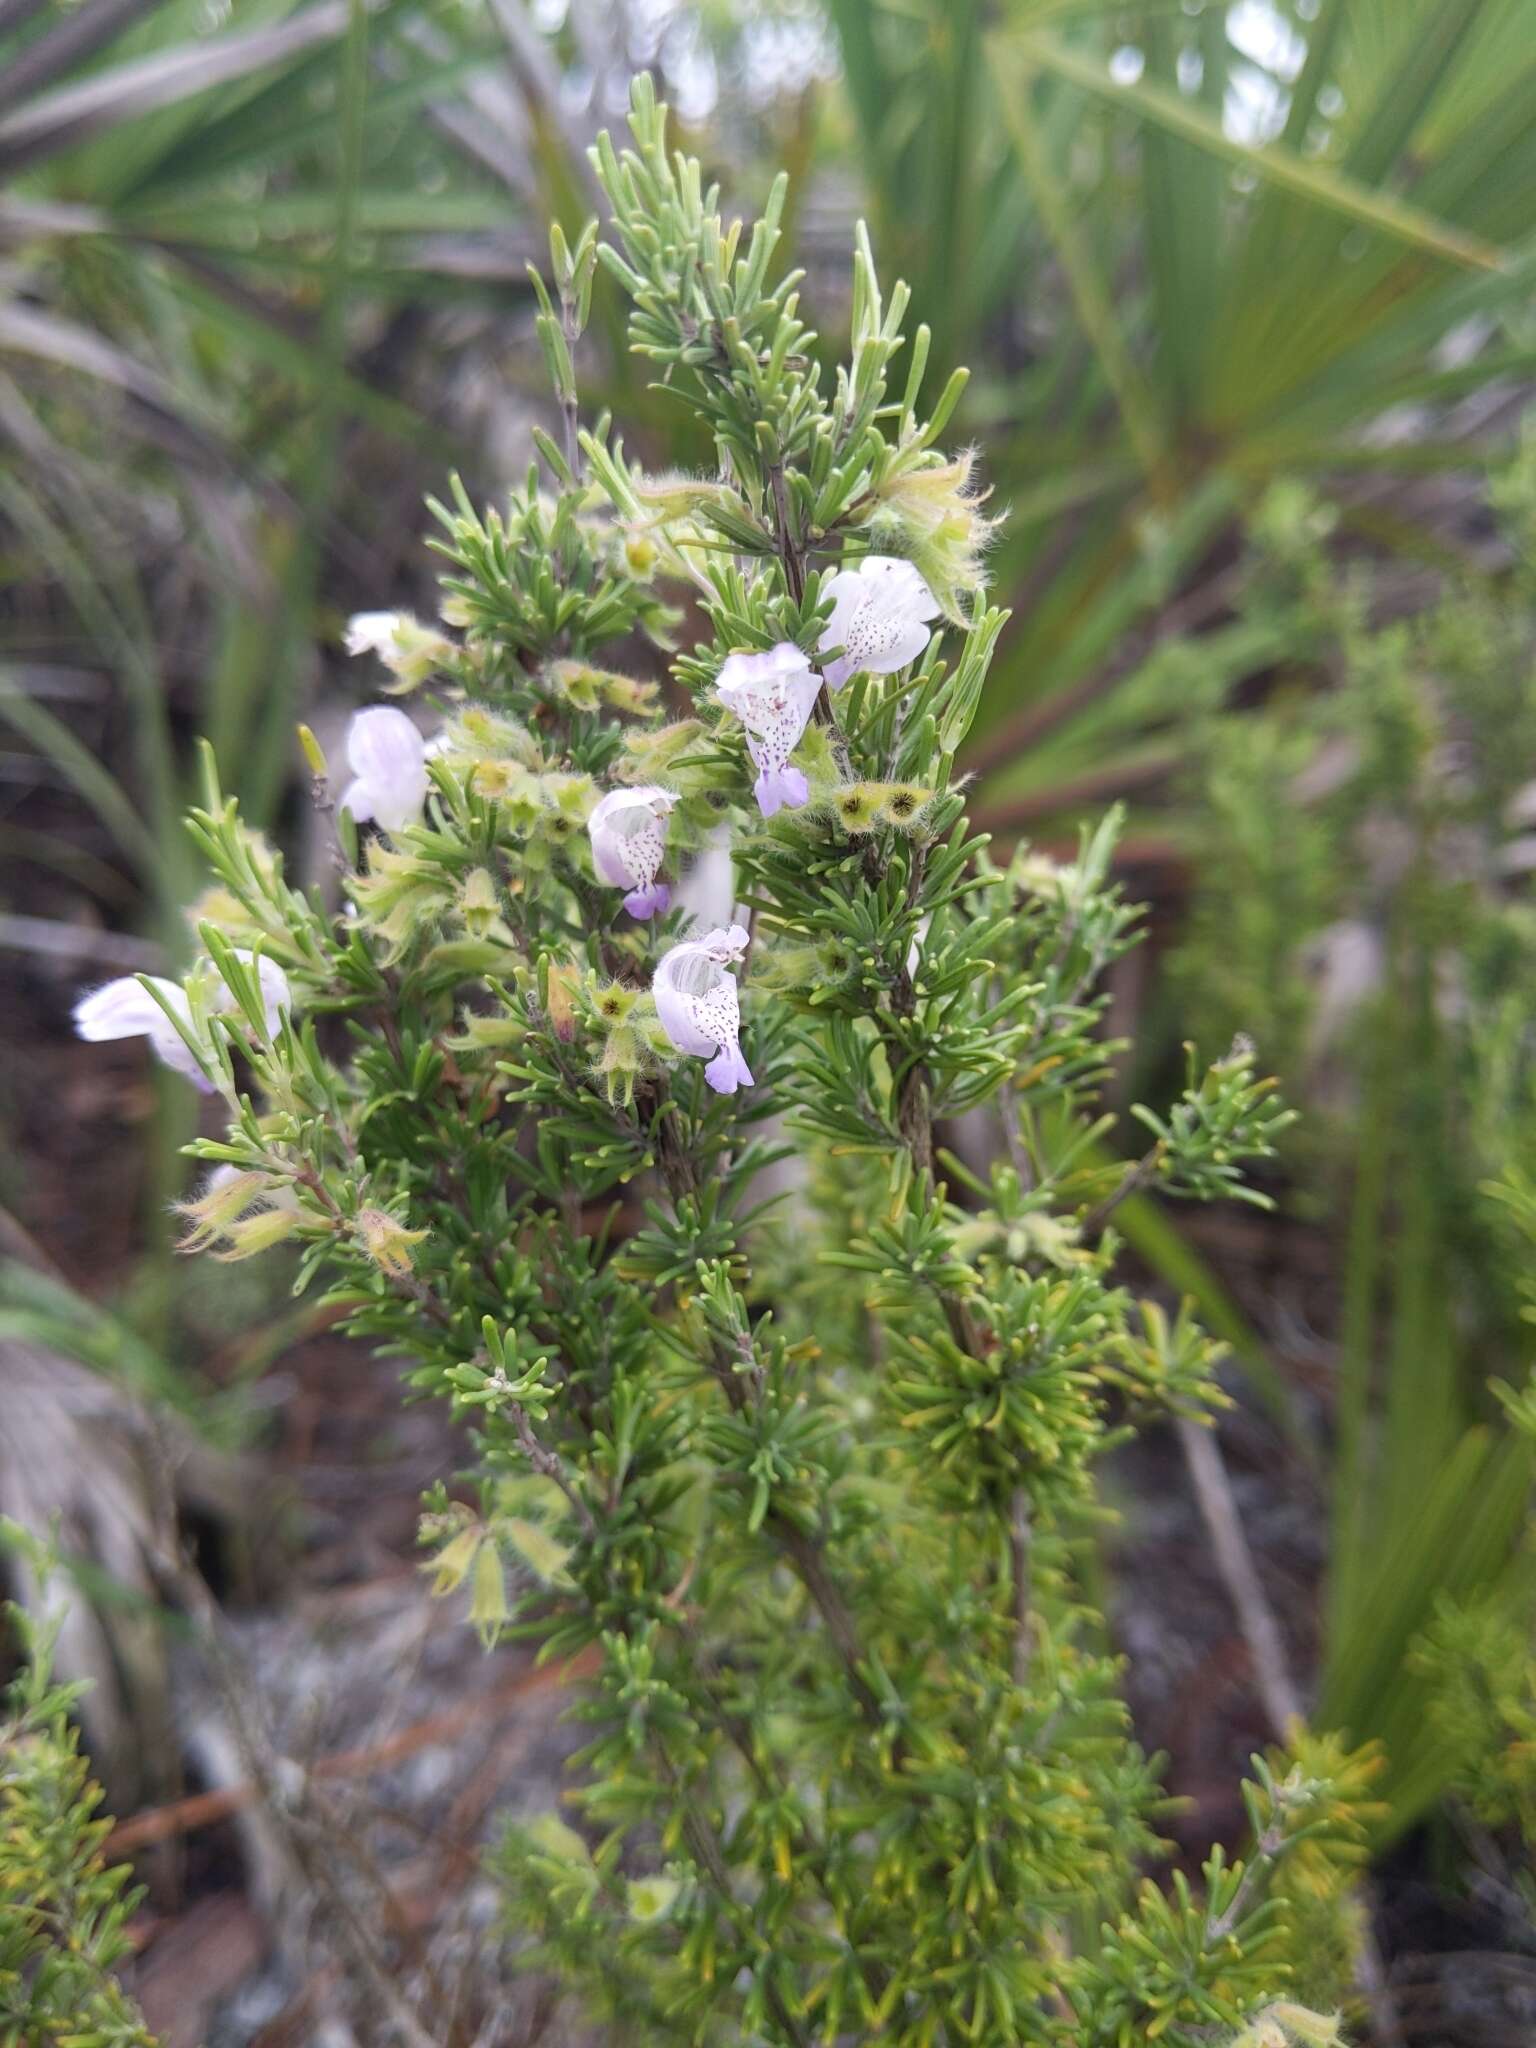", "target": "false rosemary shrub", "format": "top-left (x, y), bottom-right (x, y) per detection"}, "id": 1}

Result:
top-left (71, 80), bottom-right (1362, 2047)
top-left (0, 1524), bottom-right (156, 2046)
